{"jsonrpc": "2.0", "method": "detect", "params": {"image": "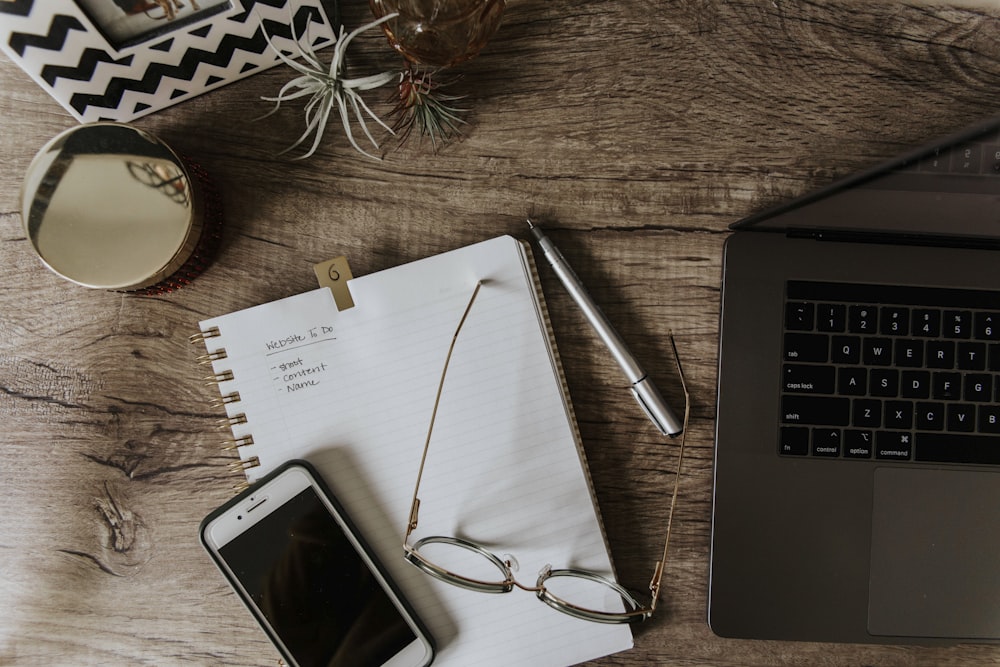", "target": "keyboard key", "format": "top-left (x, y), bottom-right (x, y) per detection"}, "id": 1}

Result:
top-left (863, 338), bottom-right (893, 366)
top-left (880, 307), bottom-right (909, 335)
top-left (812, 429), bottom-right (841, 457)
top-left (781, 395), bottom-right (850, 426)
top-left (869, 369), bottom-right (899, 397)
top-left (830, 335), bottom-right (861, 365)
top-left (900, 370), bottom-right (930, 399)
top-left (985, 145), bottom-right (1000, 175)
top-left (912, 309), bottom-right (941, 337)
top-left (876, 431), bottom-right (912, 460)
top-left (921, 148), bottom-right (948, 173)
top-left (947, 403), bottom-right (976, 432)
top-left (916, 433), bottom-right (1000, 465)
top-left (952, 144), bottom-right (981, 173)
top-left (844, 430), bottom-right (873, 458)
top-left (849, 306), bottom-right (878, 334)
top-left (975, 312), bottom-right (1000, 341)
top-left (916, 401), bottom-right (945, 430)
top-left (932, 372), bottom-right (962, 400)
top-left (786, 302), bottom-right (815, 330)
top-left (783, 364), bottom-right (835, 394)
top-left (838, 367), bottom-right (867, 395)
top-left (979, 405), bottom-right (1000, 433)
top-left (957, 342), bottom-right (988, 370)
top-left (894, 339), bottom-right (924, 367)
top-left (817, 304), bottom-right (846, 332)
top-left (784, 333), bottom-right (829, 362)
top-left (884, 400), bottom-right (913, 429)
top-left (926, 340), bottom-right (955, 368)
top-left (779, 426), bottom-right (809, 456)
top-left (853, 399), bottom-right (882, 428)
top-left (964, 373), bottom-right (993, 402)
top-left (943, 310), bottom-right (972, 339)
